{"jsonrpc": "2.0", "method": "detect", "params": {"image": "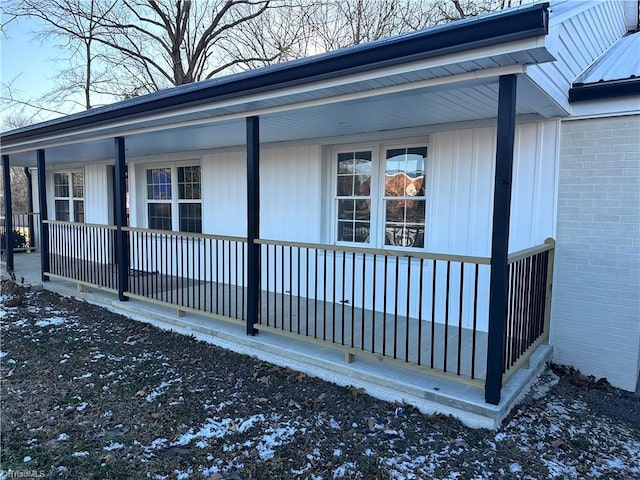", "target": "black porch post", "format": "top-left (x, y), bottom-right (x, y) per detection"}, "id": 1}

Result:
top-left (24, 168), bottom-right (35, 250)
top-left (485, 74), bottom-right (517, 405)
top-left (246, 116), bottom-right (260, 335)
top-left (2, 155), bottom-right (14, 273)
top-left (114, 137), bottom-right (129, 301)
top-left (37, 150), bottom-right (50, 282)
